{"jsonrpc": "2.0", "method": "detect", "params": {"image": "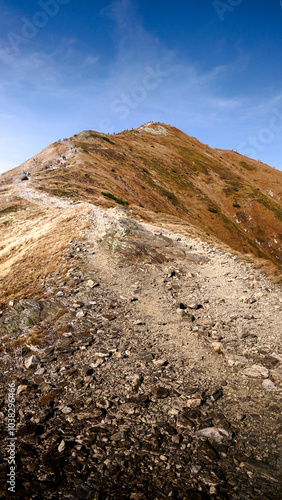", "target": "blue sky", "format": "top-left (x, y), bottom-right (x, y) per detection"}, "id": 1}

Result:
top-left (1, 0), bottom-right (282, 173)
